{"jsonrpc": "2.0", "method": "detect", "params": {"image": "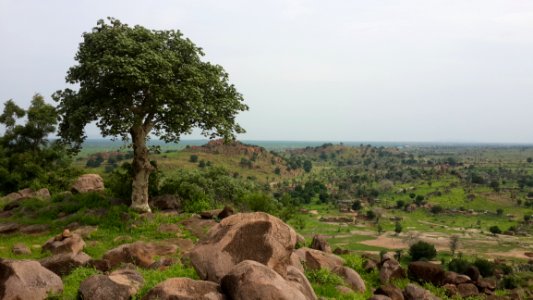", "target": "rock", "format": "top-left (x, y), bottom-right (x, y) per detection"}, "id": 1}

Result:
top-left (88, 259), bottom-right (112, 272)
top-left (457, 283), bottom-right (479, 297)
top-left (79, 268), bottom-right (144, 300)
top-left (380, 258), bottom-right (406, 284)
top-left (310, 234), bottom-right (332, 253)
top-left (142, 277), bottom-right (225, 300)
top-left (19, 224), bottom-right (49, 234)
top-left (103, 242), bottom-right (178, 269)
top-left (200, 209), bottom-right (223, 219)
top-left (166, 238), bottom-right (195, 254)
top-left (442, 283), bottom-right (458, 297)
top-left (296, 233), bottom-right (306, 247)
top-left (71, 174), bottom-right (105, 194)
top-left (181, 216), bottom-right (218, 240)
top-left (0, 259), bottom-right (63, 300)
top-left (375, 285), bottom-right (404, 300)
top-left (189, 212), bottom-right (298, 282)
top-left (333, 247), bottom-right (349, 255)
top-left (336, 285), bottom-right (353, 295)
top-left (221, 260), bottom-right (310, 300)
top-left (290, 252), bottom-right (305, 273)
top-left (382, 252), bottom-right (397, 262)
top-left (333, 266), bottom-right (366, 293)
top-left (34, 188), bottom-right (51, 199)
top-left (370, 296), bottom-right (393, 300)
top-left (294, 247), bottom-right (345, 271)
top-left (42, 230), bottom-right (85, 255)
top-left (476, 278), bottom-right (496, 290)
top-left (403, 284), bottom-right (440, 300)
top-left (149, 194), bottom-right (181, 211)
top-left (39, 252), bottom-right (91, 276)
top-left (364, 259), bottom-right (378, 272)
top-left (286, 265), bottom-right (318, 300)
top-left (158, 223), bottom-right (182, 234)
top-left (2, 201), bottom-right (20, 211)
top-left (72, 225), bottom-right (98, 238)
top-left (443, 271), bottom-right (471, 285)
top-left (0, 222), bottom-right (20, 234)
top-left (18, 188), bottom-right (34, 199)
top-left (12, 243), bottom-right (31, 255)
top-left (3, 192), bottom-right (22, 202)
top-left (217, 206), bottom-right (234, 219)
top-left (408, 261), bottom-right (445, 285)
top-left (465, 265), bottom-right (480, 281)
